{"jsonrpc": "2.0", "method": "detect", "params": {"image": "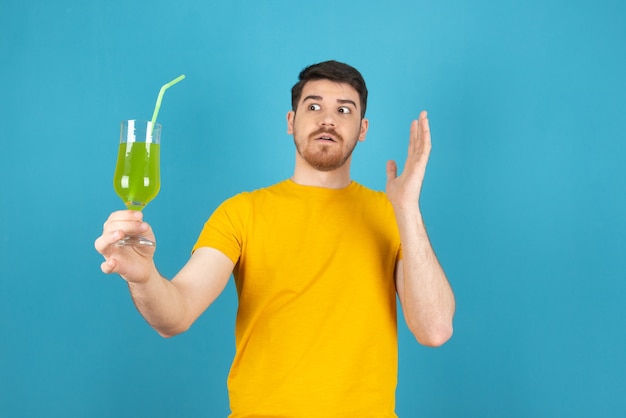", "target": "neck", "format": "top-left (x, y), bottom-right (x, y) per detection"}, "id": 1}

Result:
top-left (291, 154), bottom-right (353, 189)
